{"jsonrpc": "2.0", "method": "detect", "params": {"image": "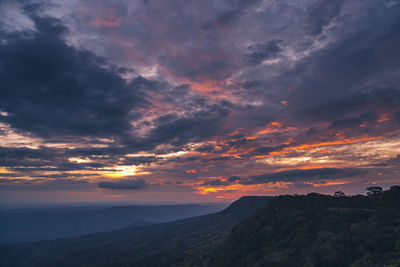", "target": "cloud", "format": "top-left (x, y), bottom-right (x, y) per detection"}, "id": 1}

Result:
top-left (202, 0), bottom-right (262, 30)
top-left (121, 156), bottom-right (158, 166)
top-left (0, 146), bottom-right (58, 167)
top-left (1, 0), bottom-right (400, 201)
top-left (140, 104), bottom-right (230, 149)
top-left (198, 168), bottom-right (366, 188)
top-left (328, 112), bottom-right (378, 129)
top-left (247, 145), bottom-right (285, 156)
top-left (228, 176), bottom-right (241, 182)
top-left (241, 168), bottom-right (366, 185)
top-left (158, 51), bottom-right (233, 81)
top-left (201, 179), bottom-right (230, 186)
top-left (296, 88), bottom-right (400, 136)
top-left (0, 13), bottom-right (147, 139)
top-left (0, 178), bottom-right (90, 191)
top-left (307, 0), bottom-right (344, 35)
top-left (0, 146), bottom-right (107, 172)
top-left (98, 178), bottom-right (148, 190)
top-left (244, 40), bottom-right (282, 66)
top-left (201, 156), bottom-right (234, 163)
